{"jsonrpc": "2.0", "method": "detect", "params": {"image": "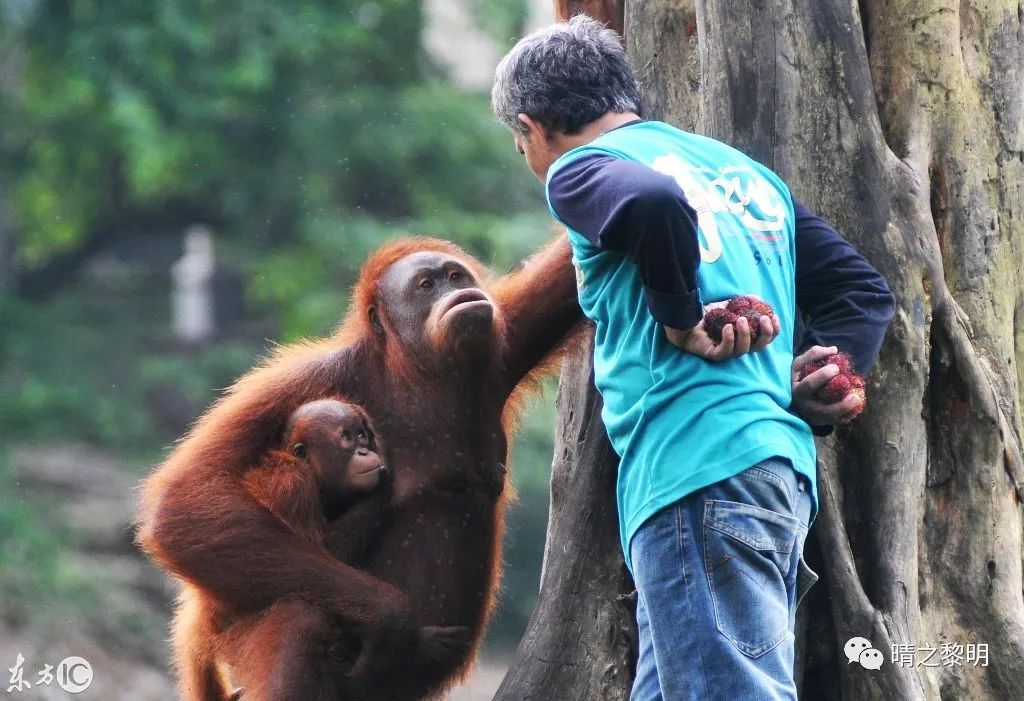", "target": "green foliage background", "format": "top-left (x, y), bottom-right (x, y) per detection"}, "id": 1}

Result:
top-left (0, 0), bottom-right (555, 658)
